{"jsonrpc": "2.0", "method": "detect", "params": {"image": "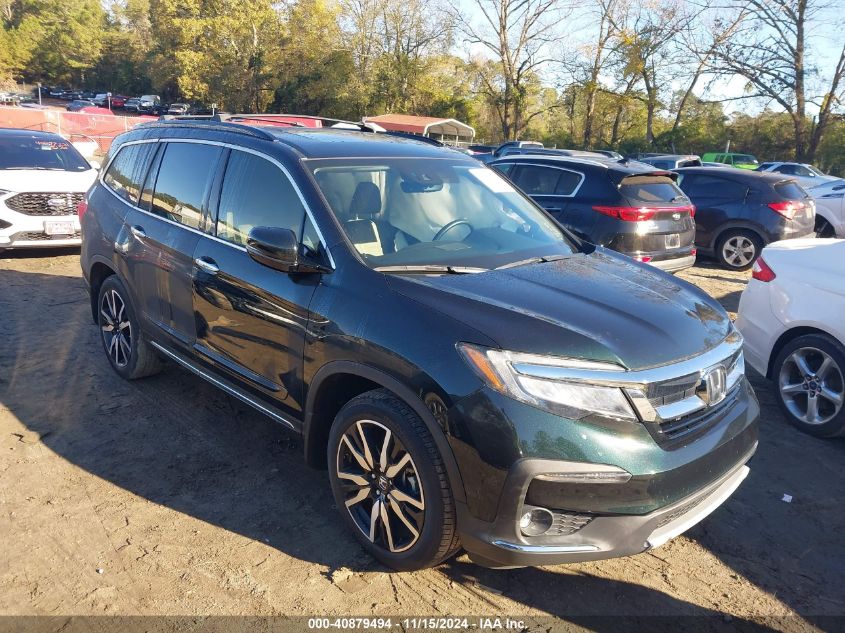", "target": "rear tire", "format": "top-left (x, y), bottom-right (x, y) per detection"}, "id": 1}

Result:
top-left (772, 334), bottom-right (845, 438)
top-left (327, 389), bottom-right (460, 571)
top-left (716, 230), bottom-right (762, 270)
top-left (97, 275), bottom-right (162, 380)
